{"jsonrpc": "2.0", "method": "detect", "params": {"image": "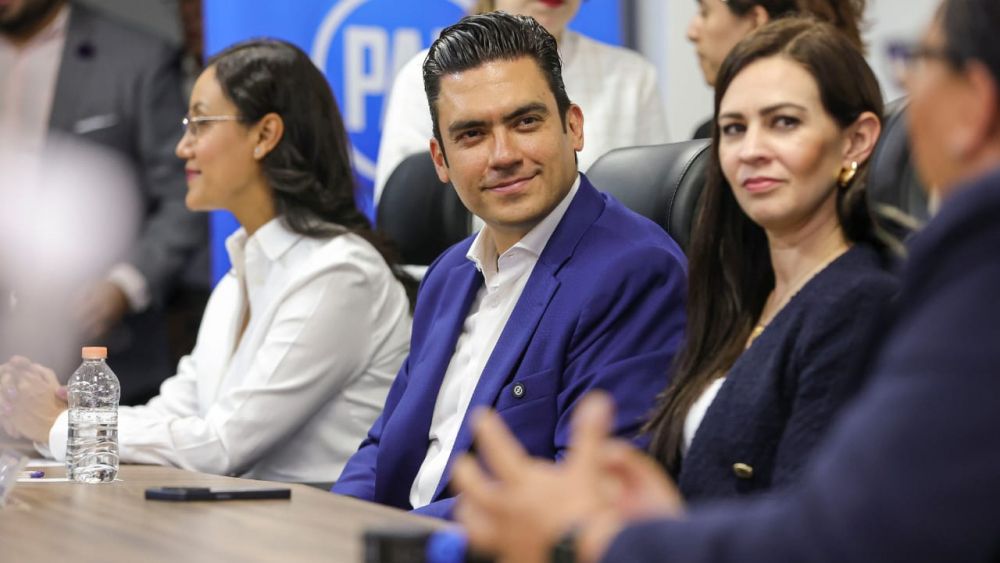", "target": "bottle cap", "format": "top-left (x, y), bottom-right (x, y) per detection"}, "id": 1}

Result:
top-left (81, 347), bottom-right (108, 360)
